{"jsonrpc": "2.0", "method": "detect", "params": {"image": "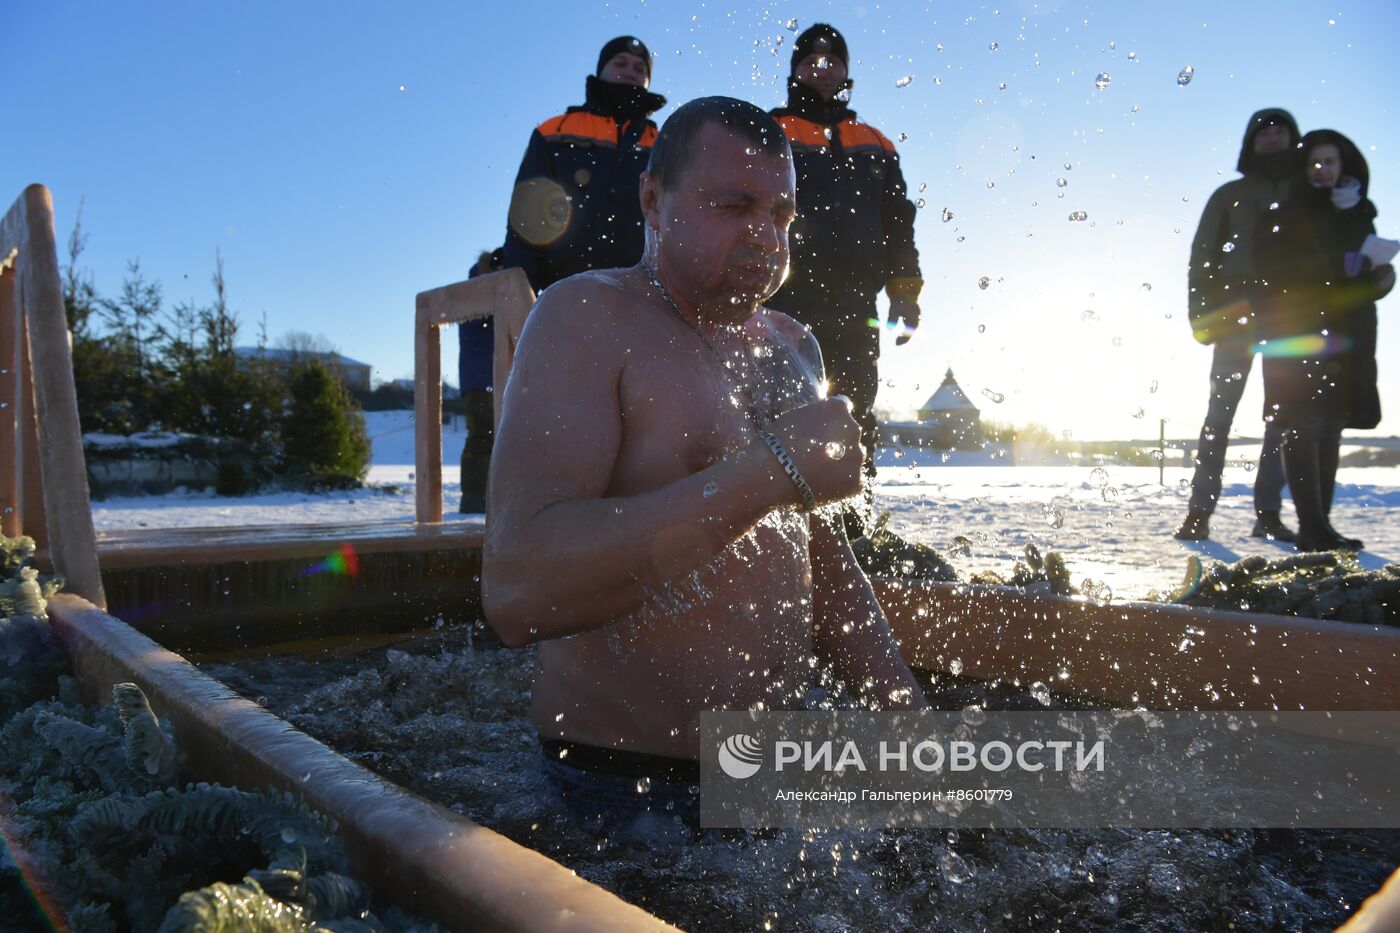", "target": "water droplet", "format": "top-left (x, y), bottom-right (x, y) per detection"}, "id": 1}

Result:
top-left (988, 41), bottom-right (999, 51)
top-left (785, 17), bottom-right (799, 30)
top-left (1243, 461), bottom-right (1255, 473)
top-left (941, 207), bottom-right (954, 222)
top-left (949, 658), bottom-right (964, 676)
top-left (1029, 682), bottom-right (1052, 706)
top-left (949, 535), bottom-right (973, 557)
top-left (1221, 241), bottom-right (1236, 253)
top-left (898, 131), bottom-right (908, 142)
top-left (940, 851), bottom-right (974, 883)
top-left (1150, 379), bottom-right (1159, 393)
top-left (1064, 162), bottom-right (1072, 171)
top-left (981, 388), bottom-right (1005, 403)
top-left (398, 84), bottom-right (406, 92)
top-left (835, 87), bottom-right (852, 103)
top-left (1131, 104), bottom-right (1139, 113)
top-left (824, 441), bottom-right (847, 460)
top-left (703, 481), bottom-right (719, 498)
top-left (936, 43), bottom-right (944, 52)
top-left (985, 180), bottom-right (995, 189)
top-left (1177, 65), bottom-right (1194, 86)
top-left (1141, 282), bottom-right (1152, 291)
top-left (956, 235), bottom-right (966, 242)
top-left (895, 75), bottom-right (915, 88)
top-left (1089, 466), bottom-right (1110, 486)
top-left (1102, 486), bottom-right (1119, 503)
top-left (1056, 177), bottom-right (1068, 188)
top-left (1094, 72), bottom-right (1111, 89)
top-left (915, 197), bottom-right (927, 209)
top-left (636, 776), bottom-right (652, 794)
top-left (281, 827), bottom-right (298, 844)
top-left (1132, 407), bottom-right (1145, 419)
top-left (1068, 211), bottom-right (1088, 222)
top-left (1127, 50), bottom-right (1137, 61)
top-left (977, 323), bottom-right (986, 333)
top-left (961, 704), bottom-right (987, 726)
top-left (1080, 309), bottom-right (1099, 325)
top-left (977, 276), bottom-right (991, 290)
top-left (1044, 506), bottom-right (1064, 529)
